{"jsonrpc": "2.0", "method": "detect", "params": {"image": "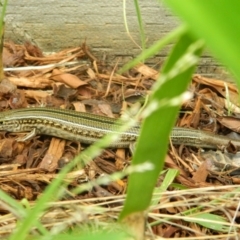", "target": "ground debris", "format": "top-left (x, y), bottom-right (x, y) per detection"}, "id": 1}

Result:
top-left (0, 41), bottom-right (240, 238)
